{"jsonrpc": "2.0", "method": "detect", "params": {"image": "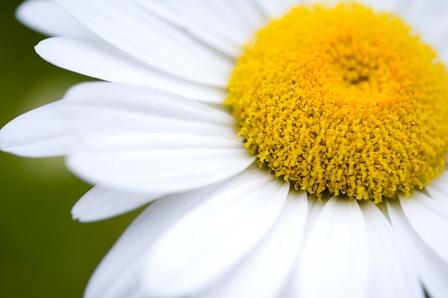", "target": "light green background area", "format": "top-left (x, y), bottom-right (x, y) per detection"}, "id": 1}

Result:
top-left (0, 1), bottom-right (138, 297)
